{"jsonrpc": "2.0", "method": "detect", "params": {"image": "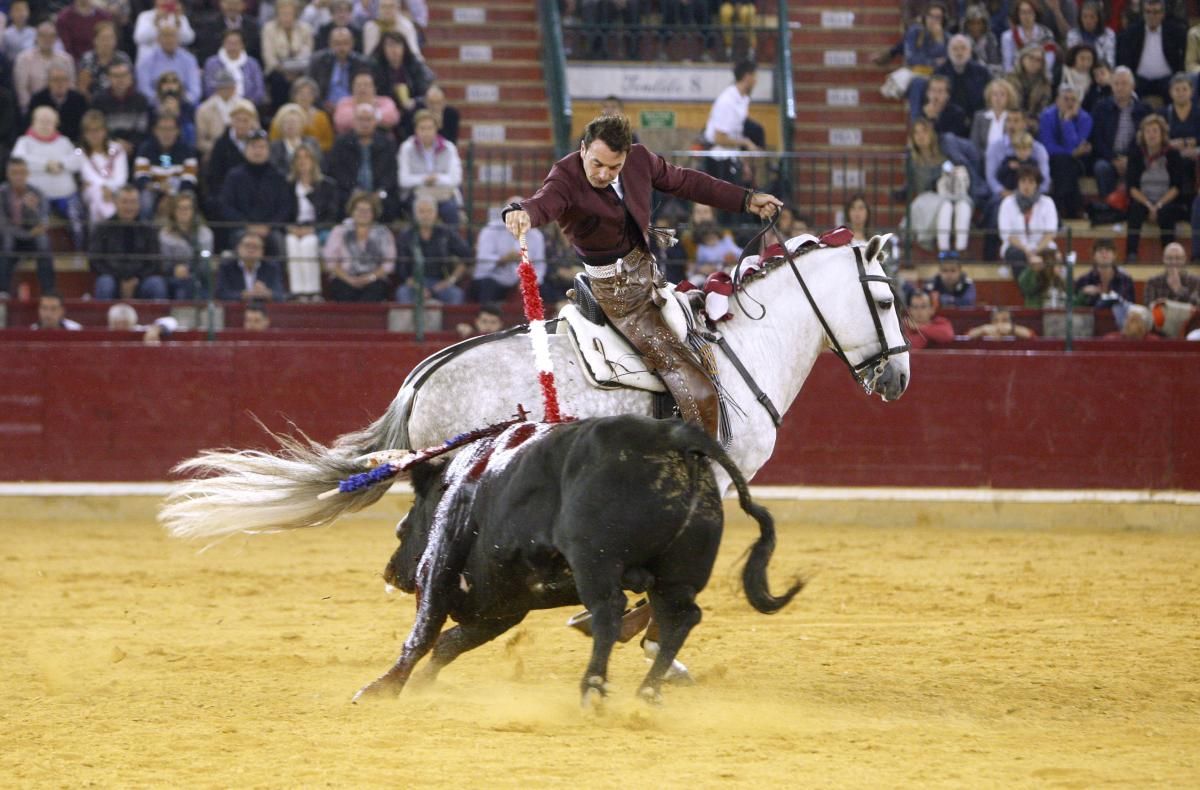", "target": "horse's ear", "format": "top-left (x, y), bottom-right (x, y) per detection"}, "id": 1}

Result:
top-left (866, 234), bottom-right (893, 266)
